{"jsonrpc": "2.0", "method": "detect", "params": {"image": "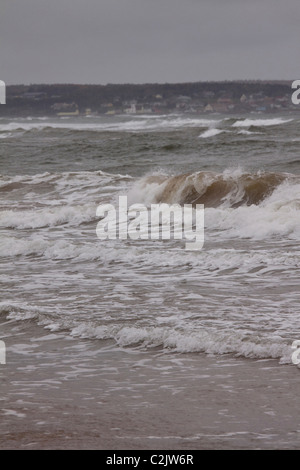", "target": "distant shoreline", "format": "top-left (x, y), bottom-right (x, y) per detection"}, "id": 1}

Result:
top-left (1, 80), bottom-right (298, 117)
